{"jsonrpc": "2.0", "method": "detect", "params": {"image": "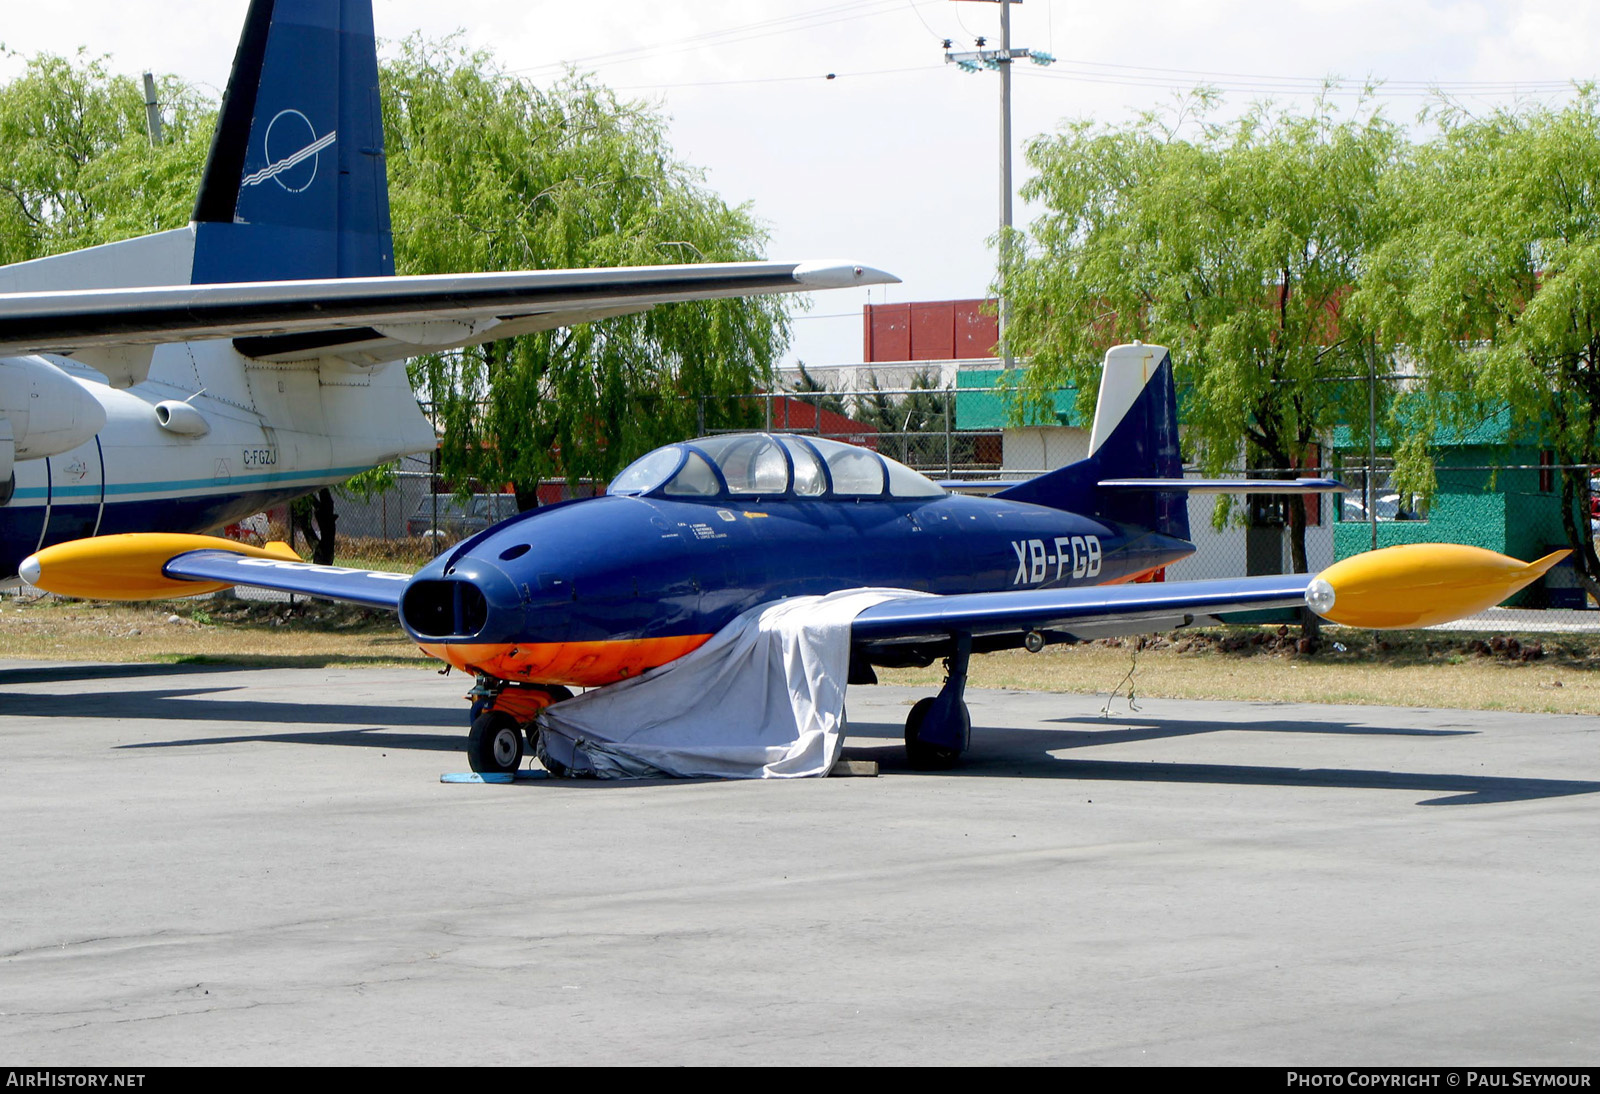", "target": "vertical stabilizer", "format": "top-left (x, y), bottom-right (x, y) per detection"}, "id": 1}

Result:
top-left (190, 0), bottom-right (393, 284)
top-left (994, 344), bottom-right (1189, 540)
